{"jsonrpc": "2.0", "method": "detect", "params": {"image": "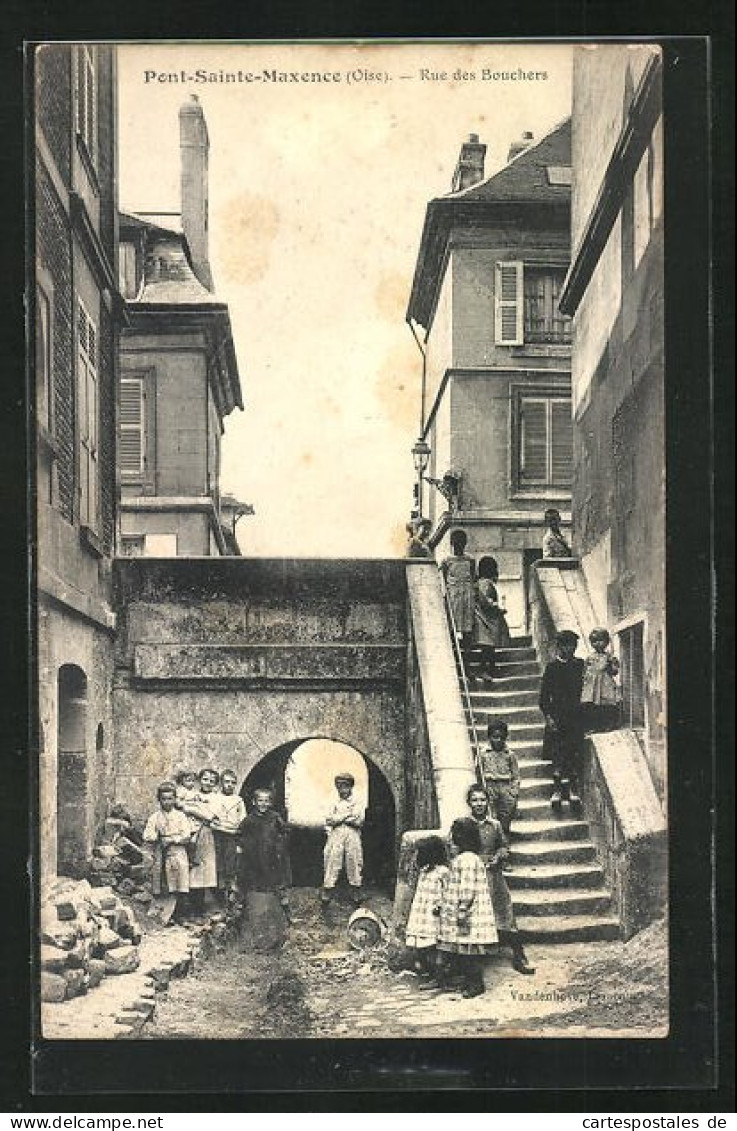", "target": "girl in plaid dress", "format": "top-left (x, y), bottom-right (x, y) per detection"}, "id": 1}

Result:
top-left (404, 837), bottom-right (449, 980)
top-left (438, 818), bottom-right (498, 998)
